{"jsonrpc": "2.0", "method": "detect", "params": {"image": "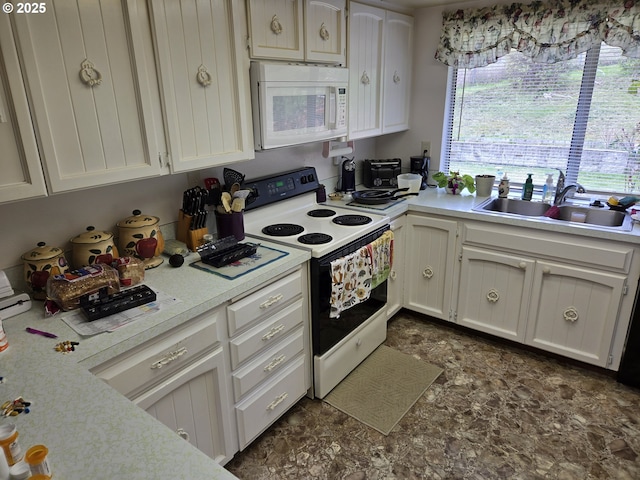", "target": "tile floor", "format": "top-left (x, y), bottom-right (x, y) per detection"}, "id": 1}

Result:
top-left (225, 310), bottom-right (640, 479)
